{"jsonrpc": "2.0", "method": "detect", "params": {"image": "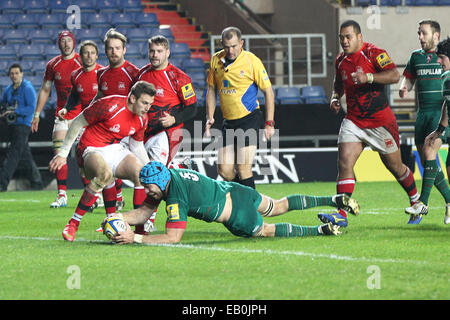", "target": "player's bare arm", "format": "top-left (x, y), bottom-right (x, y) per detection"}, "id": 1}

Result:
top-left (205, 84), bottom-right (216, 137)
top-left (113, 224), bottom-right (184, 244)
top-left (351, 68), bottom-right (400, 85)
top-left (330, 77), bottom-right (344, 114)
top-left (31, 80), bottom-right (52, 132)
top-left (262, 86), bottom-right (275, 141)
top-left (399, 77), bottom-right (415, 98)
